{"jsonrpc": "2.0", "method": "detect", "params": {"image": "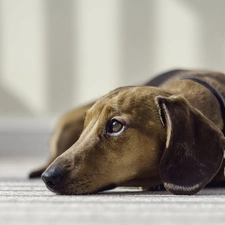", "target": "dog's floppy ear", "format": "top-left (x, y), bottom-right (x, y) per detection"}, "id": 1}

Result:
top-left (155, 95), bottom-right (225, 195)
